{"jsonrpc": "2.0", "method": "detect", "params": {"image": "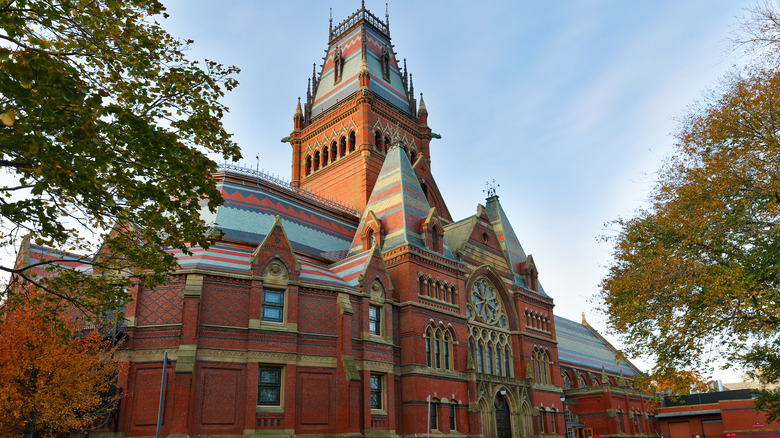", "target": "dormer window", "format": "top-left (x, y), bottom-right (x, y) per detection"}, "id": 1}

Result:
top-left (333, 46), bottom-right (344, 84)
top-left (380, 45), bottom-right (391, 82)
